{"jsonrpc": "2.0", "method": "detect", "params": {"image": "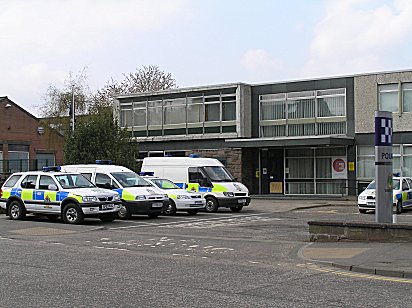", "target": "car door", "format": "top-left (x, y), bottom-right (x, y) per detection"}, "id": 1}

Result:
top-left (20, 174), bottom-right (38, 211)
top-left (406, 178), bottom-right (412, 208)
top-left (36, 175), bottom-right (60, 213)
